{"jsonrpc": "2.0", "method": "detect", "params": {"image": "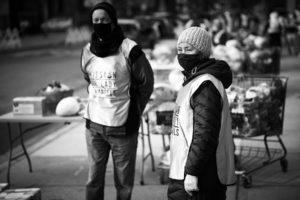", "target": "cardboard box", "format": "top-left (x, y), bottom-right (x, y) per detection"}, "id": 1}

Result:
top-left (13, 97), bottom-right (47, 116)
top-left (0, 183), bottom-right (8, 192)
top-left (0, 188), bottom-right (41, 200)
